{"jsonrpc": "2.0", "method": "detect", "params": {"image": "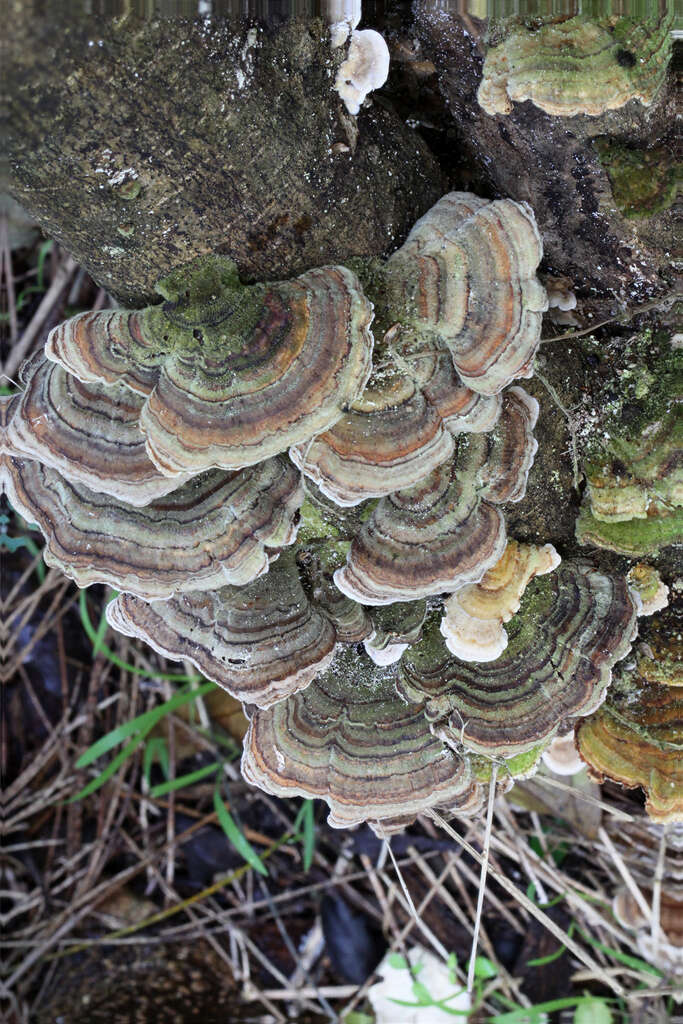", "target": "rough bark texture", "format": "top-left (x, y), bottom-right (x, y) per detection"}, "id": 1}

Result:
top-left (5, 8), bottom-right (444, 305)
top-left (411, 6), bottom-right (675, 303)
